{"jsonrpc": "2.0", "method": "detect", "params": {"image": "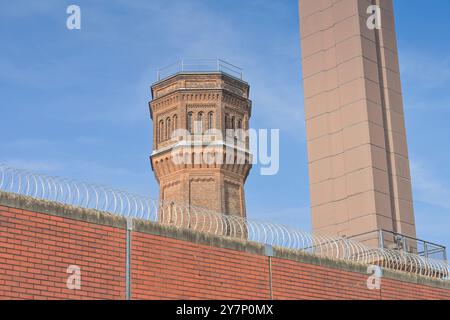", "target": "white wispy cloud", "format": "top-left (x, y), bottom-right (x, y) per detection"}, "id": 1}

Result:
top-left (0, 0), bottom-right (59, 18)
top-left (411, 160), bottom-right (450, 211)
top-left (400, 49), bottom-right (450, 110)
top-left (0, 159), bottom-right (64, 173)
top-left (400, 51), bottom-right (450, 88)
